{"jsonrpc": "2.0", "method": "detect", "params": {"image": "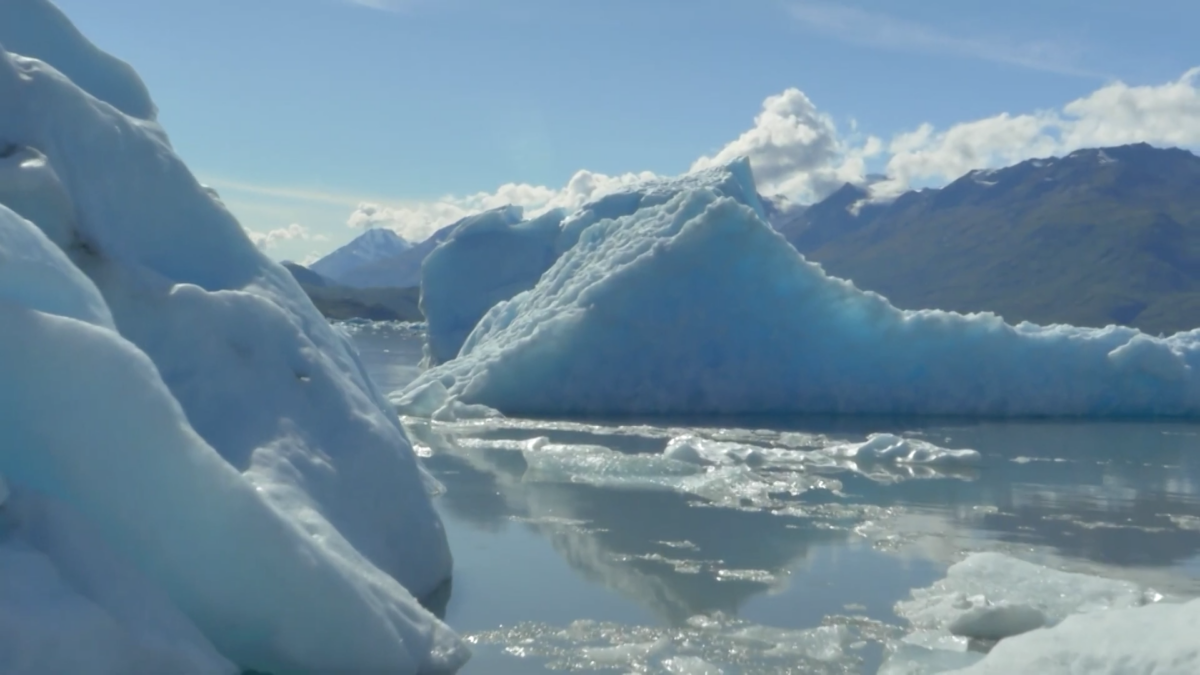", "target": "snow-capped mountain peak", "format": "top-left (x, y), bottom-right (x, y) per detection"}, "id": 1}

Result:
top-left (309, 227), bottom-right (412, 283)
